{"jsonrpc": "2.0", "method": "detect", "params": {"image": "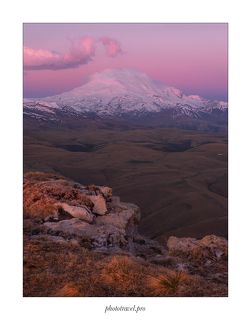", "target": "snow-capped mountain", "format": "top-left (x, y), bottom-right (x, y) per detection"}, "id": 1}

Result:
top-left (23, 68), bottom-right (228, 122)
